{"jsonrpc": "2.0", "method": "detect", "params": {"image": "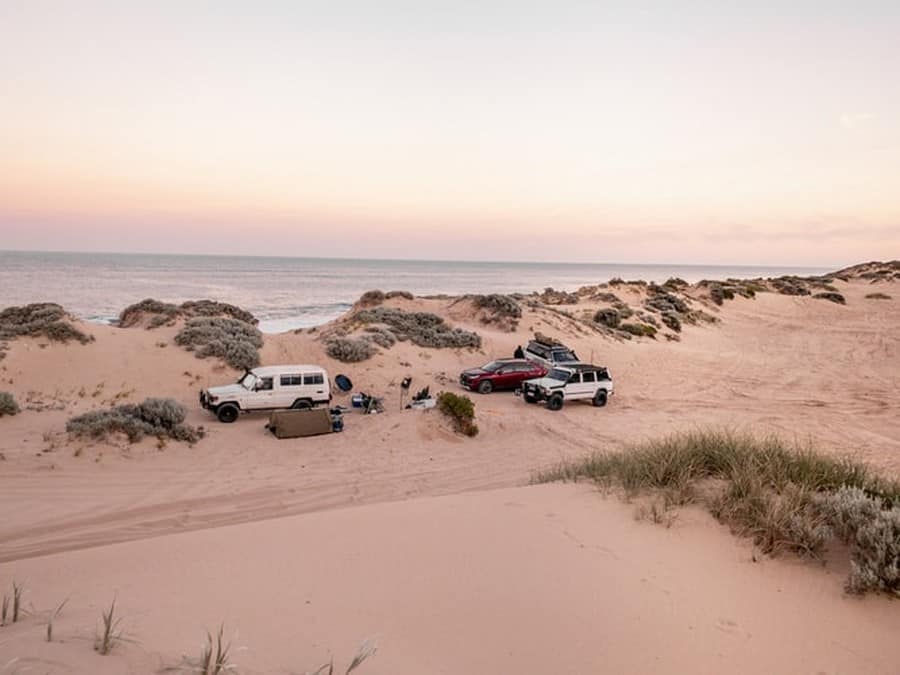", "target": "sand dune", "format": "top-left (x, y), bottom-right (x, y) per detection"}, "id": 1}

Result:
top-left (0, 274), bottom-right (898, 672)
